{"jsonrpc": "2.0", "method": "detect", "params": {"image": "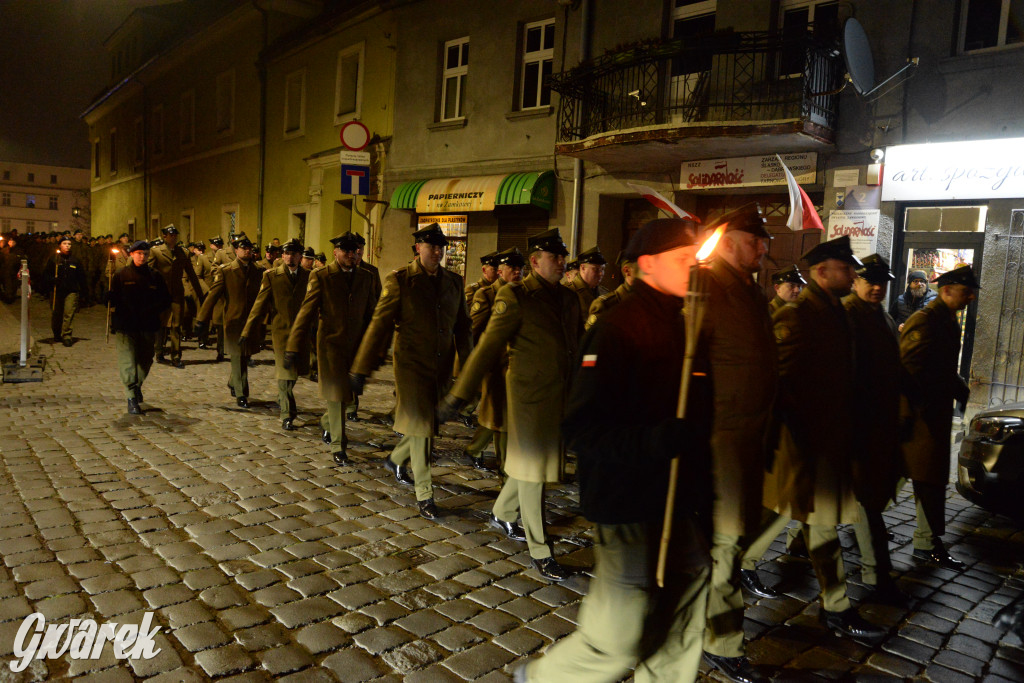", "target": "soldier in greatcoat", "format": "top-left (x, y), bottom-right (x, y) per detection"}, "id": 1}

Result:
top-left (286, 233), bottom-right (377, 463)
top-left (349, 224), bottom-right (473, 519)
top-left (901, 265), bottom-right (979, 571)
top-left (241, 239), bottom-right (311, 431)
top-left (439, 229), bottom-right (581, 582)
top-left (148, 225), bottom-right (204, 368)
top-left (465, 251), bottom-right (499, 305)
top-left (585, 251), bottom-right (637, 330)
top-left (195, 236), bottom-right (264, 407)
top-left (768, 265), bottom-right (805, 315)
top-left (565, 245), bottom-right (608, 321)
